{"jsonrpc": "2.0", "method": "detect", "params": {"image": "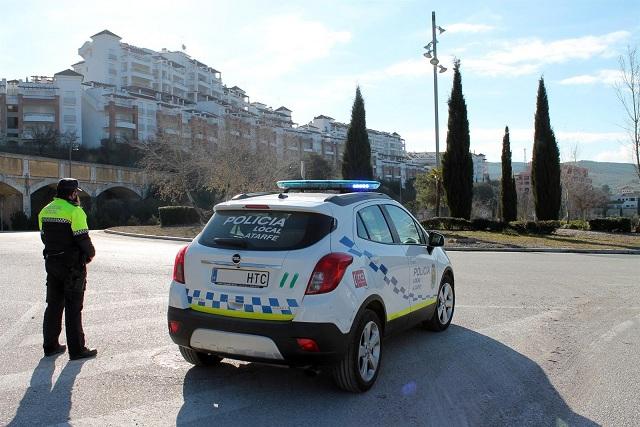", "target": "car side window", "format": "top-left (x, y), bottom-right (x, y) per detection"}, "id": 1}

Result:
top-left (357, 206), bottom-right (394, 244)
top-left (356, 213), bottom-right (370, 240)
top-left (384, 205), bottom-right (421, 244)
